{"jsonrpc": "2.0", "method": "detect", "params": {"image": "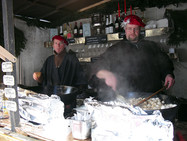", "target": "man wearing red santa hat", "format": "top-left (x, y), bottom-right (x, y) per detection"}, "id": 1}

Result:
top-left (33, 35), bottom-right (87, 89)
top-left (122, 15), bottom-right (145, 42)
top-left (33, 35), bottom-right (87, 115)
top-left (89, 15), bottom-right (175, 101)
